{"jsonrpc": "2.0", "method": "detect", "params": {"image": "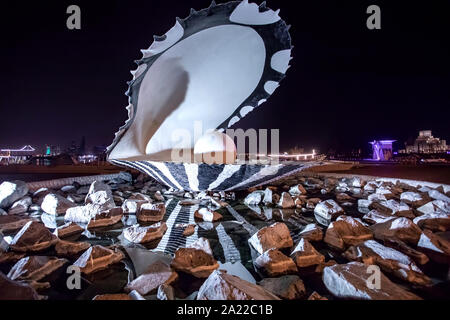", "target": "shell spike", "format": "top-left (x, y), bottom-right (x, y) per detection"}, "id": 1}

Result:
top-left (190, 8), bottom-right (197, 15)
top-left (259, 1), bottom-right (267, 11)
